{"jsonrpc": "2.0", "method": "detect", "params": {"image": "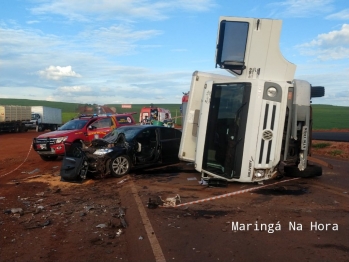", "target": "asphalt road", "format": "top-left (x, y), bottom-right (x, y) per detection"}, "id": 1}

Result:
top-left (312, 132), bottom-right (349, 142)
